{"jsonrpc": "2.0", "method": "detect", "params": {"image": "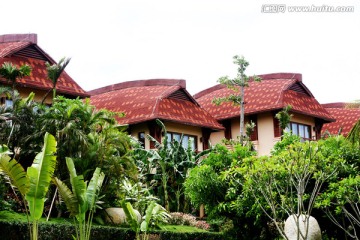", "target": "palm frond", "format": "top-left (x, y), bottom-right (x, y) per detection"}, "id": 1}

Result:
top-left (45, 57), bottom-right (71, 86)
